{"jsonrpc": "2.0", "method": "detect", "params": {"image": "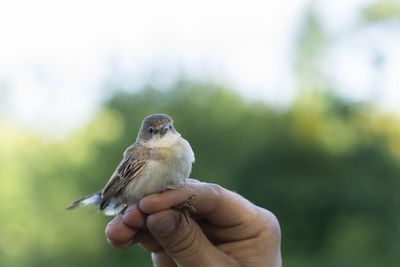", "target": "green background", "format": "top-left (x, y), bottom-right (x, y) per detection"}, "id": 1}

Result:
top-left (1, 1), bottom-right (400, 266)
